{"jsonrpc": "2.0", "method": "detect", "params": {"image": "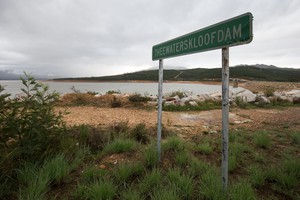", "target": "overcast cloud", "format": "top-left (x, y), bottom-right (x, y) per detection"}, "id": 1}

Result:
top-left (0, 0), bottom-right (300, 77)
